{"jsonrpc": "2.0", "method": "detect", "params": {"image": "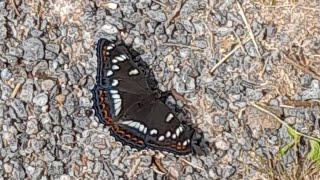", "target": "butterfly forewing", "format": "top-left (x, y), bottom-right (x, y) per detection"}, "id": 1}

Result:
top-left (92, 39), bottom-right (196, 155)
